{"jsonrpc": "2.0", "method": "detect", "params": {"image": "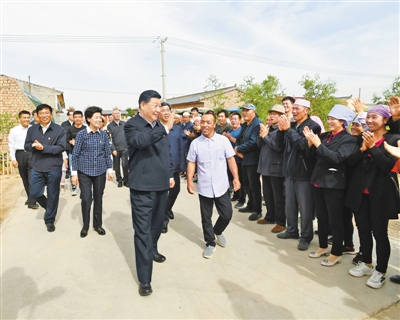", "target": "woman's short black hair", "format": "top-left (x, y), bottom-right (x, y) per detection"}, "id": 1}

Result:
top-left (84, 106), bottom-right (103, 121)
